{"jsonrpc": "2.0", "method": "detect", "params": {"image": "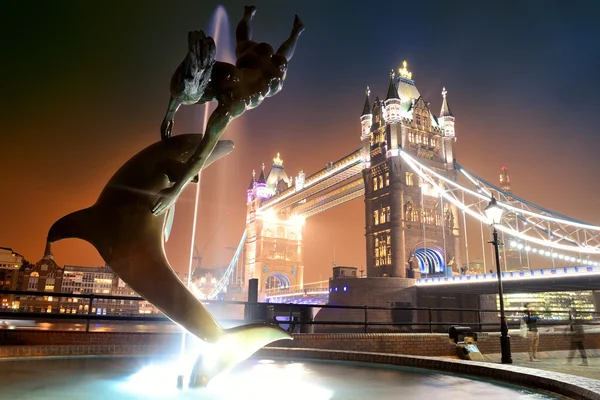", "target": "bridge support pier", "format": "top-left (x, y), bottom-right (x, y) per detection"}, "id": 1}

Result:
top-left (390, 157), bottom-right (407, 278)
